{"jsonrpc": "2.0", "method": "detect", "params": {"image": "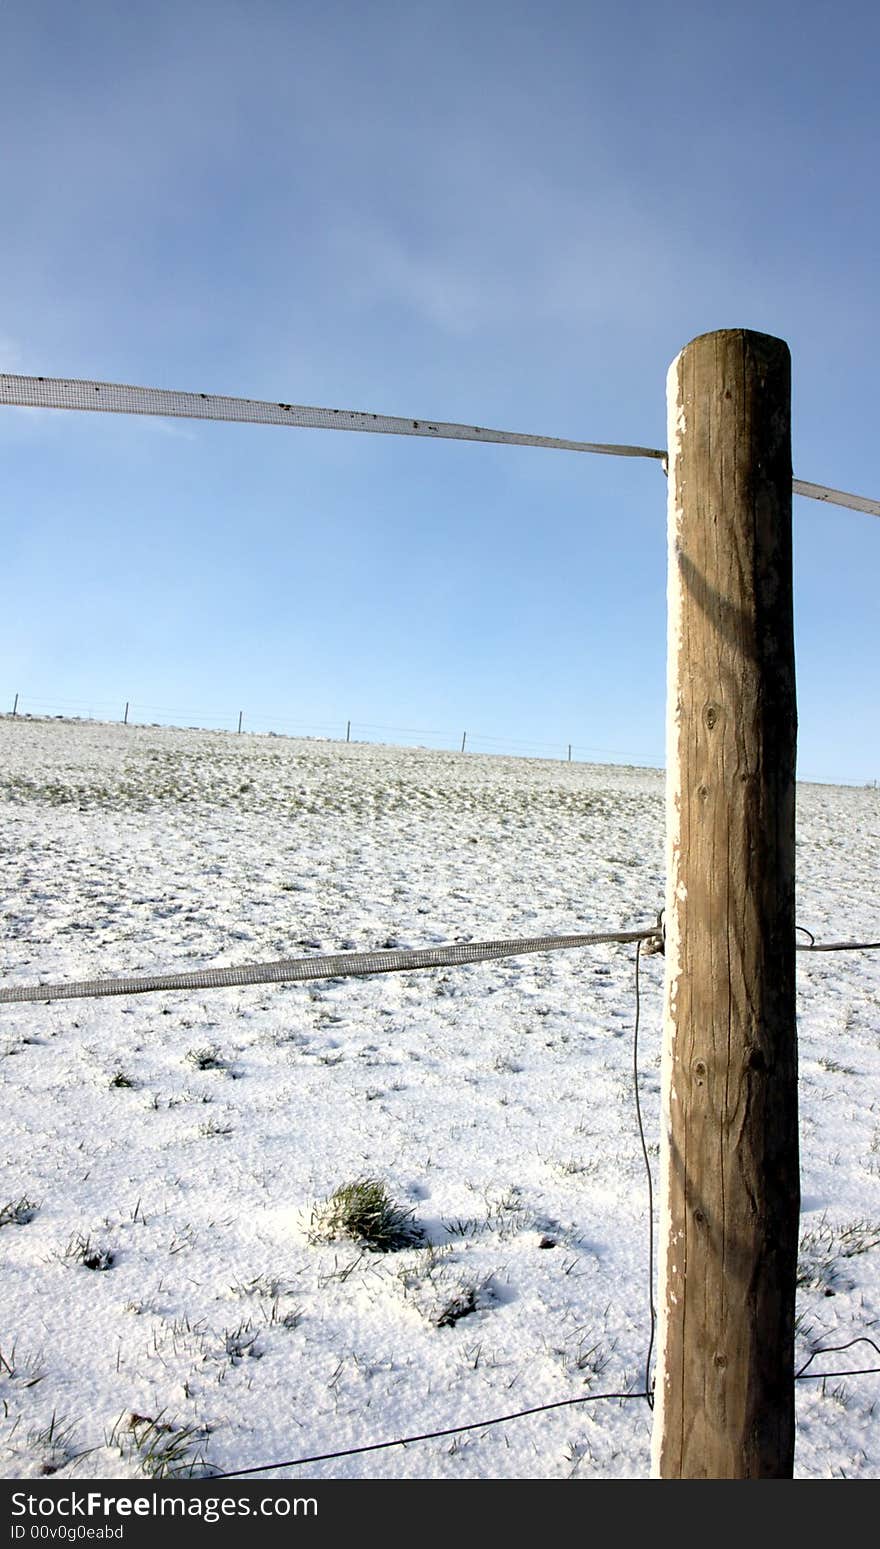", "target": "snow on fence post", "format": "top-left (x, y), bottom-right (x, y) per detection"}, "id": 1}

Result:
top-left (652, 330), bottom-right (799, 1478)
